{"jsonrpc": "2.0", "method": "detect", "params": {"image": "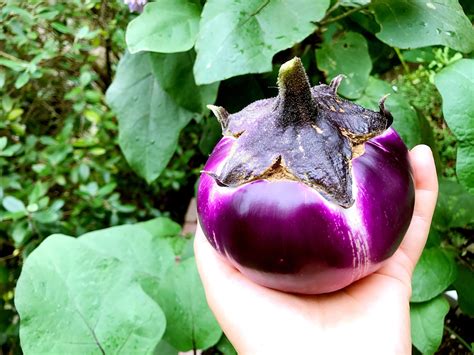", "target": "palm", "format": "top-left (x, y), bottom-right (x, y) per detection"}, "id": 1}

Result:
top-left (195, 146), bottom-right (437, 354)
